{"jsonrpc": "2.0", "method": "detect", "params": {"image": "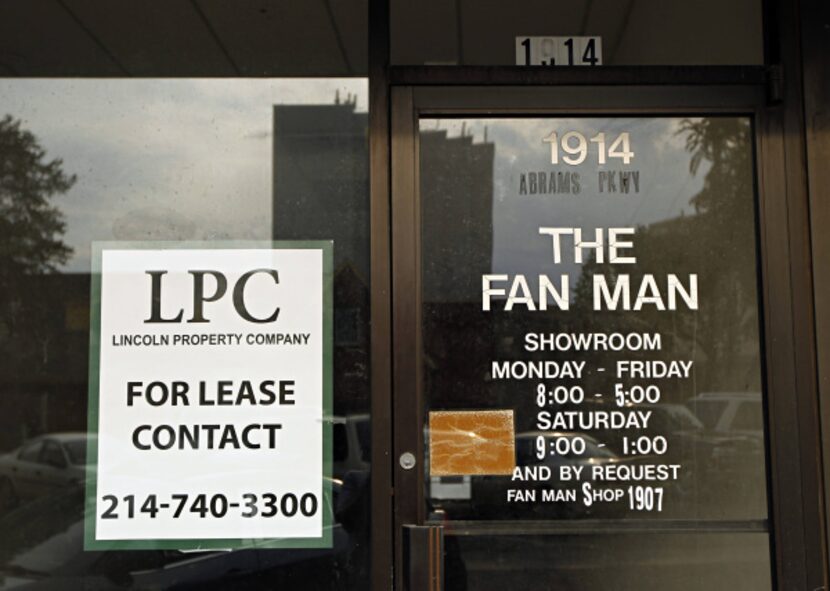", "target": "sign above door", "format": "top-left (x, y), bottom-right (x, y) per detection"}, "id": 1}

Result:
top-left (515, 36), bottom-right (603, 66)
